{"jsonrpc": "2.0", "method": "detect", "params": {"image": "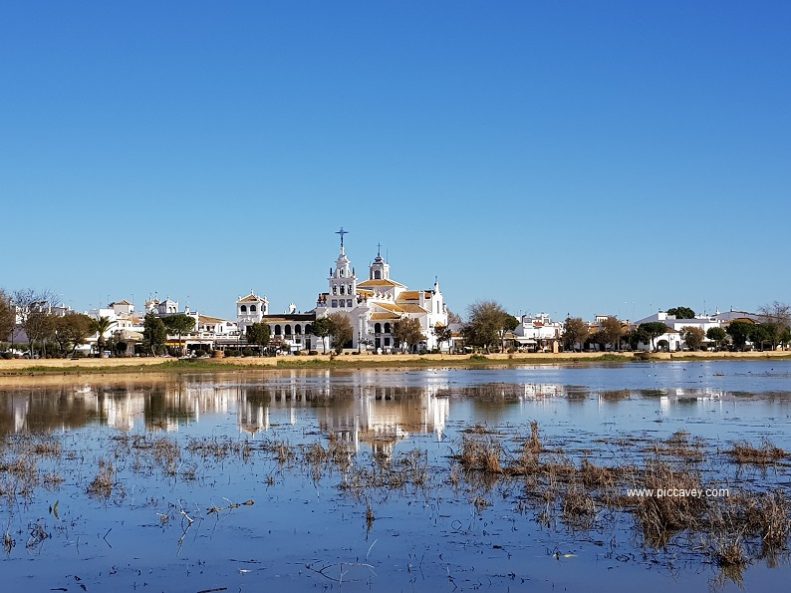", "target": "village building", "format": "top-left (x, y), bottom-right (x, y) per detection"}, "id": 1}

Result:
top-left (235, 292), bottom-right (269, 332)
top-left (513, 312), bottom-right (563, 352)
top-left (313, 229), bottom-right (448, 352)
